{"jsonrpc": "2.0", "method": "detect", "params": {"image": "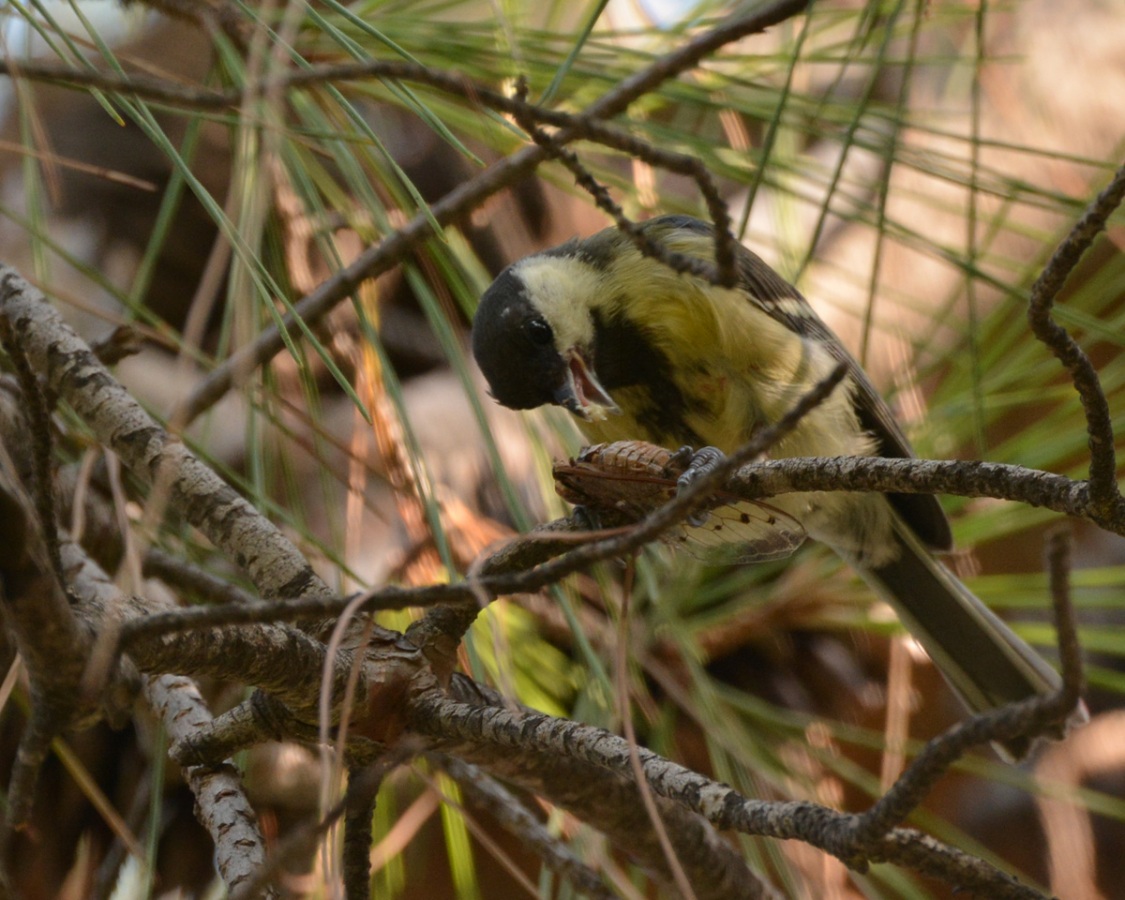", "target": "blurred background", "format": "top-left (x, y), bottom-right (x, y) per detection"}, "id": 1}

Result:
top-left (0, 0), bottom-right (1122, 896)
